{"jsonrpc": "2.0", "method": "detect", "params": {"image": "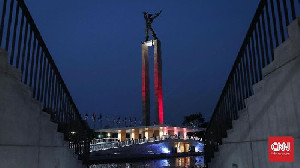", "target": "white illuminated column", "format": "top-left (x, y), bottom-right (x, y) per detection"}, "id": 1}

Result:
top-left (183, 128), bottom-right (187, 139)
top-left (130, 129), bottom-right (135, 140)
top-left (118, 130), bottom-right (121, 140)
top-left (145, 128), bottom-right (149, 139)
top-left (159, 127), bottom-right (163, 138)
top-left (163, 127), bottom-right (168, 135)
top-left (174, 127), bottom-right (178, 136)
